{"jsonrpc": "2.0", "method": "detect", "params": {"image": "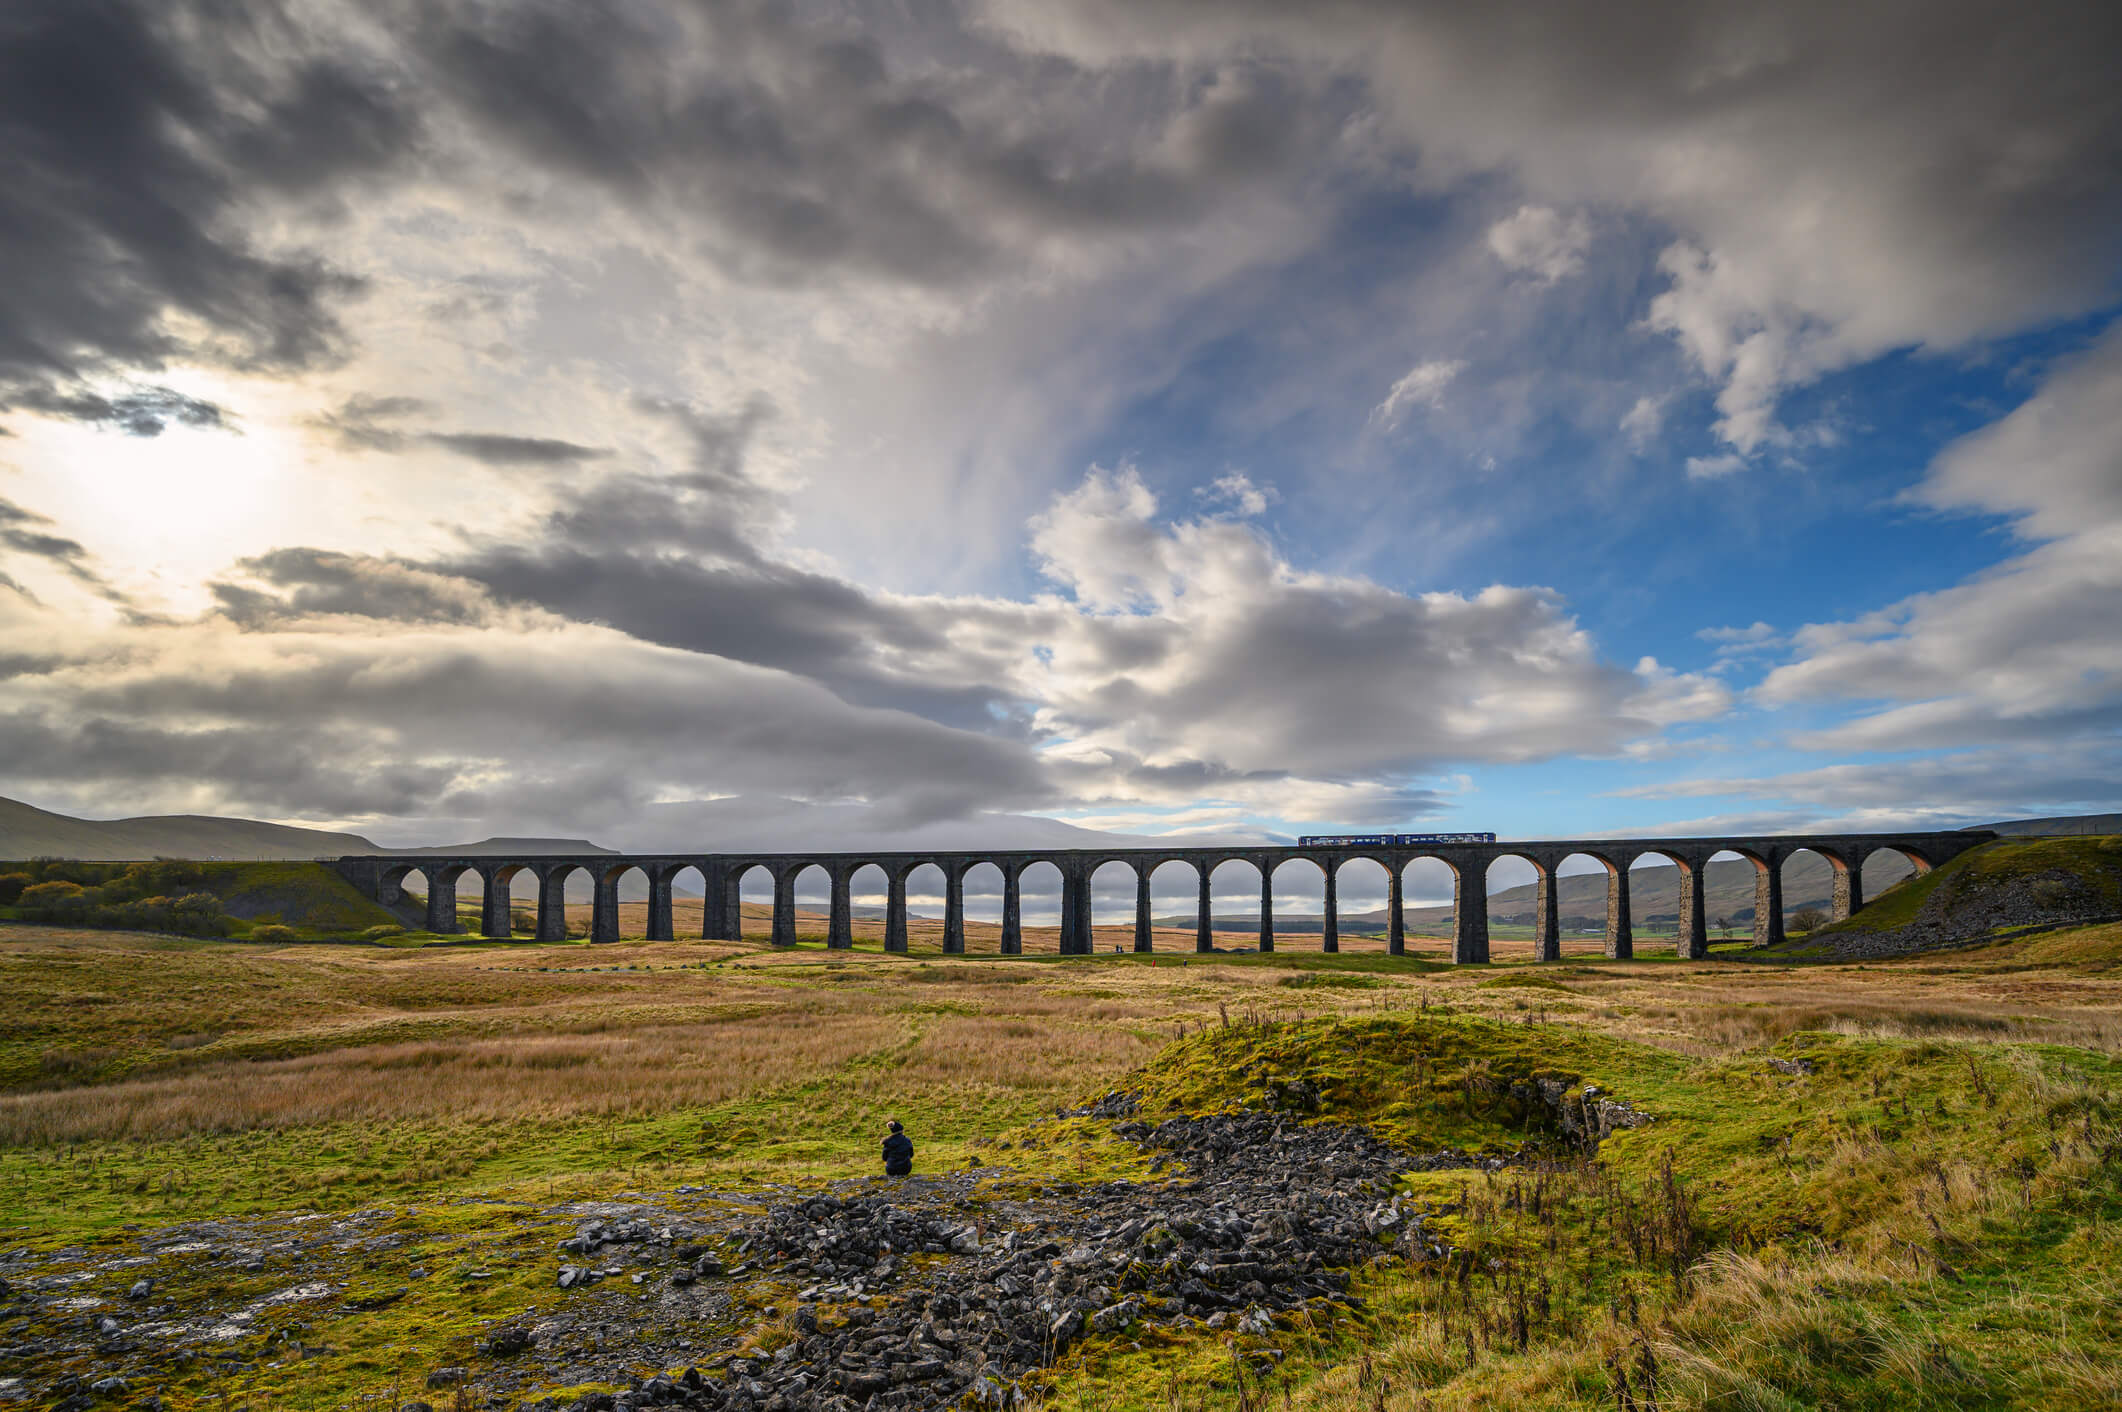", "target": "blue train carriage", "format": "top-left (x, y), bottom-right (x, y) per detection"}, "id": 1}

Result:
top-left (1297, 832), bottom-right (1498, 846)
